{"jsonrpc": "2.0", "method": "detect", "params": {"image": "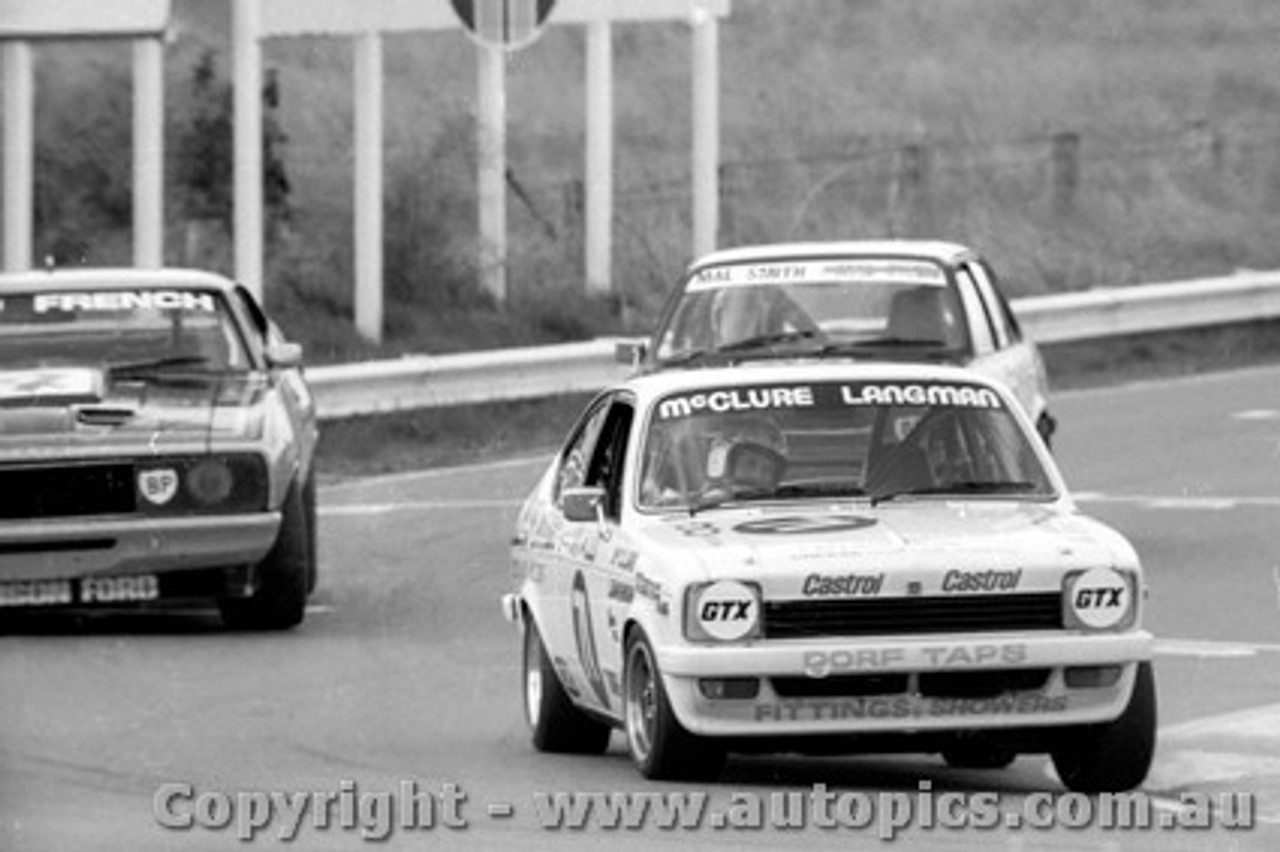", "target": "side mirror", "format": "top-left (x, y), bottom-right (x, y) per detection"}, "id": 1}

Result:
top-left (614, 338), bottom-right (647, 368)
top-left (562, 485), bottom-right (606, 523)
top-left (265, 341), bottom-right (303, 369)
